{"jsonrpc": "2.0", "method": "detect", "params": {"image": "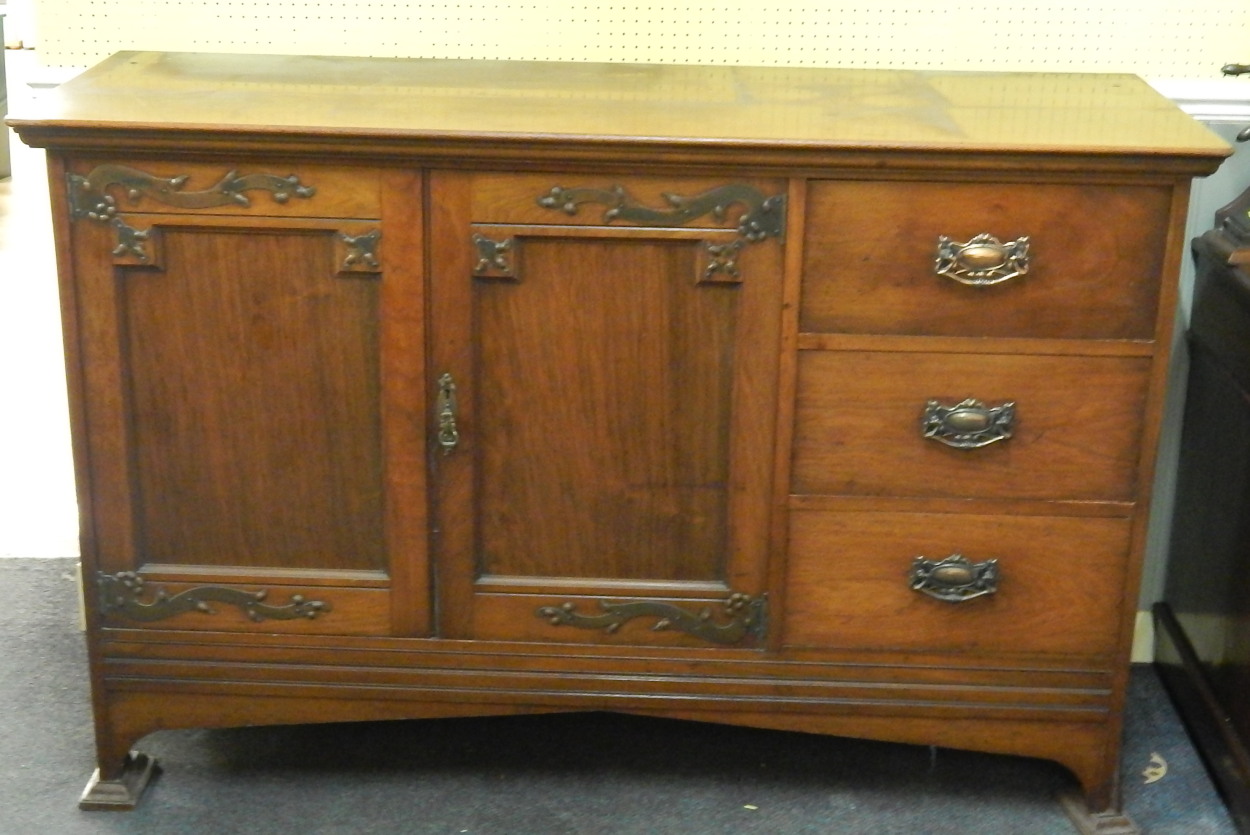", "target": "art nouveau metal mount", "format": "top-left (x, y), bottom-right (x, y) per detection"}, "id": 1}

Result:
top-left (97, 571), bottom-right (331, 623)
top-left (537, 592), bottom-right (767, 645)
